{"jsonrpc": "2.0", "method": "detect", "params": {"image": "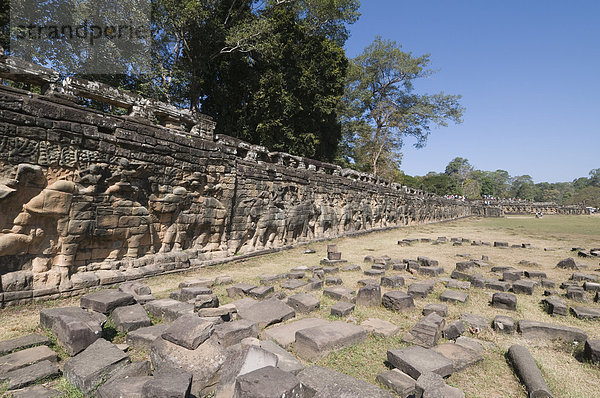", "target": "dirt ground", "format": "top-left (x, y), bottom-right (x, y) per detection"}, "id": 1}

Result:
top-left (1, 214), bottom-right (599, 397)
